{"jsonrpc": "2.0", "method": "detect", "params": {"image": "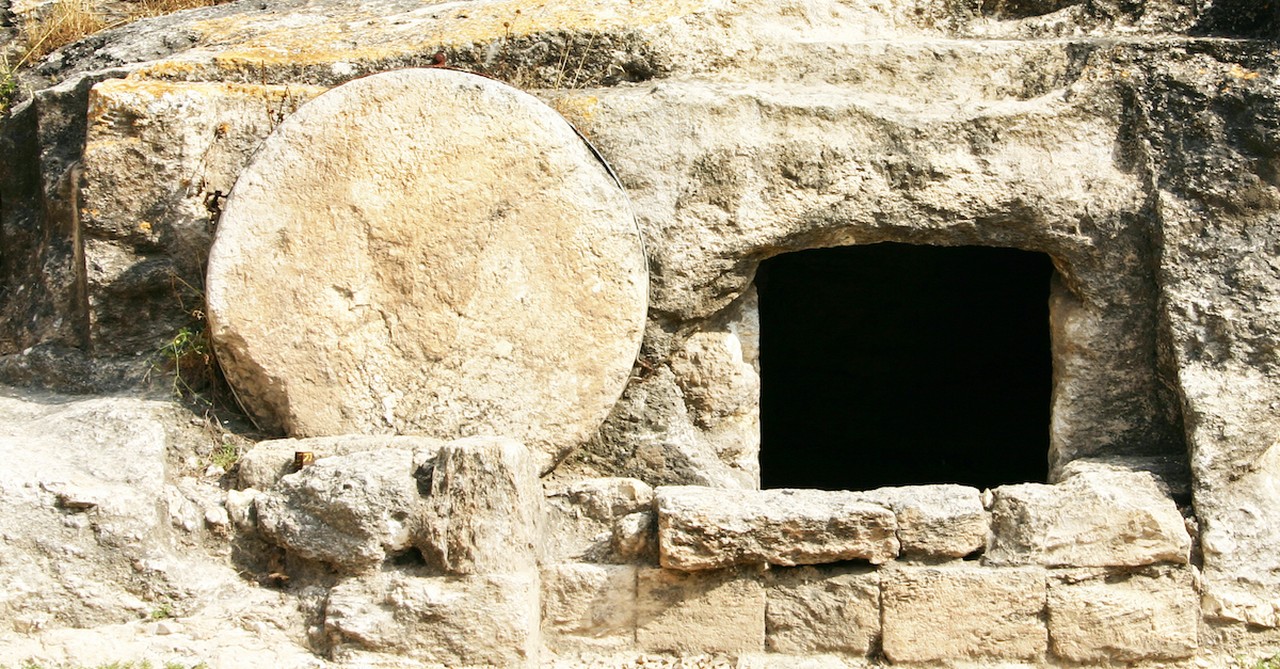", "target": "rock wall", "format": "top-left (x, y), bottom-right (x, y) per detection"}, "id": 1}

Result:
top-left (0, 0), bottom-right (1278, 666)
